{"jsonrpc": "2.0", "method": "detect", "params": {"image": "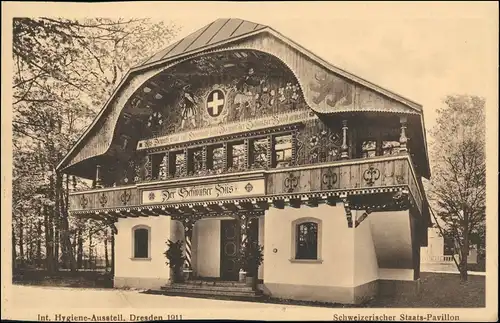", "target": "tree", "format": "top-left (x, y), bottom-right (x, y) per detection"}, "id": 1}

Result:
top-left (428, 94), bottom-right (486, 281)
top-left (12, 17), bottom-right (179, 273)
